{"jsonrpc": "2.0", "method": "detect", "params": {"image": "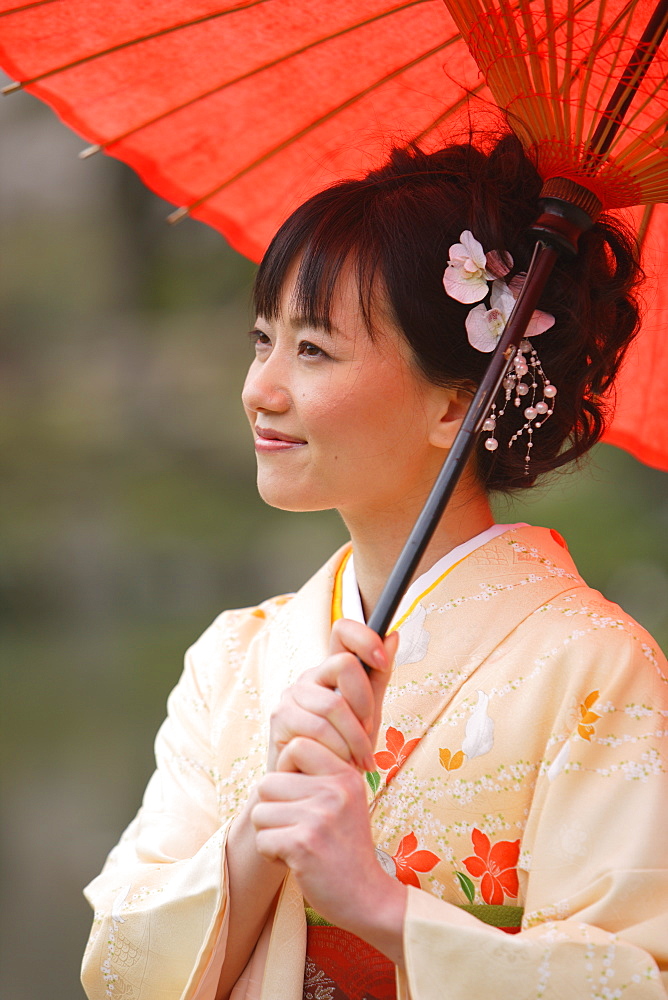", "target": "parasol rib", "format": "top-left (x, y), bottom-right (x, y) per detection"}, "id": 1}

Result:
top-left (587, 0), bottom-right (668, 159)
top-left (72, 1), bottom-right (445, 157)
top-left (637, 201), bottom-right (656, 241)
top-left (166, 37), bottom-right (461, 222)
top-left (0, 0), bottom-right (59, 12)
top-left (1, 0), bottom-right (276, 89)
top-left (413, 0), bottom-right (605, 146)
top-left (410, 81), bottom-right (487, 143)
top-left (168, 0), bottom-right (602, 220)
